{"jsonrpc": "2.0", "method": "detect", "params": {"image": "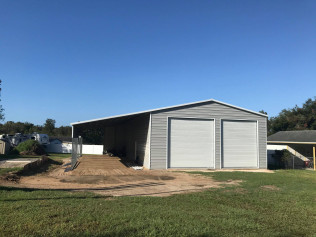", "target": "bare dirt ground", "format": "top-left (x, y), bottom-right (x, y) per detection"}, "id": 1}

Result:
top-left (0, 155), bottom-right (242, 197)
